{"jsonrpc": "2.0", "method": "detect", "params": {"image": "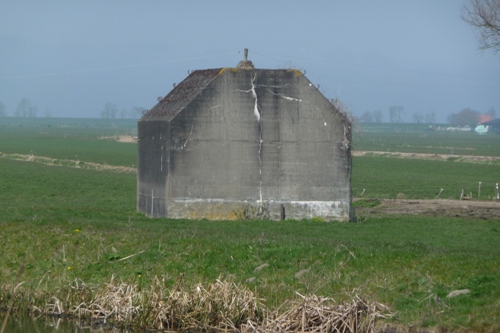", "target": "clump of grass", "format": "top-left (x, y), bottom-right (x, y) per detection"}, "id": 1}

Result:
top-left (244, 293), bottom-right (391, 333)
top-left (30, 276), bottom-right (265, 331)
top-left (353, 199), bottom-right (381, 208)
top-left (70, 276), bottom-right (141, 323)
top-left (141, 276), bottom-right (264, 331)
